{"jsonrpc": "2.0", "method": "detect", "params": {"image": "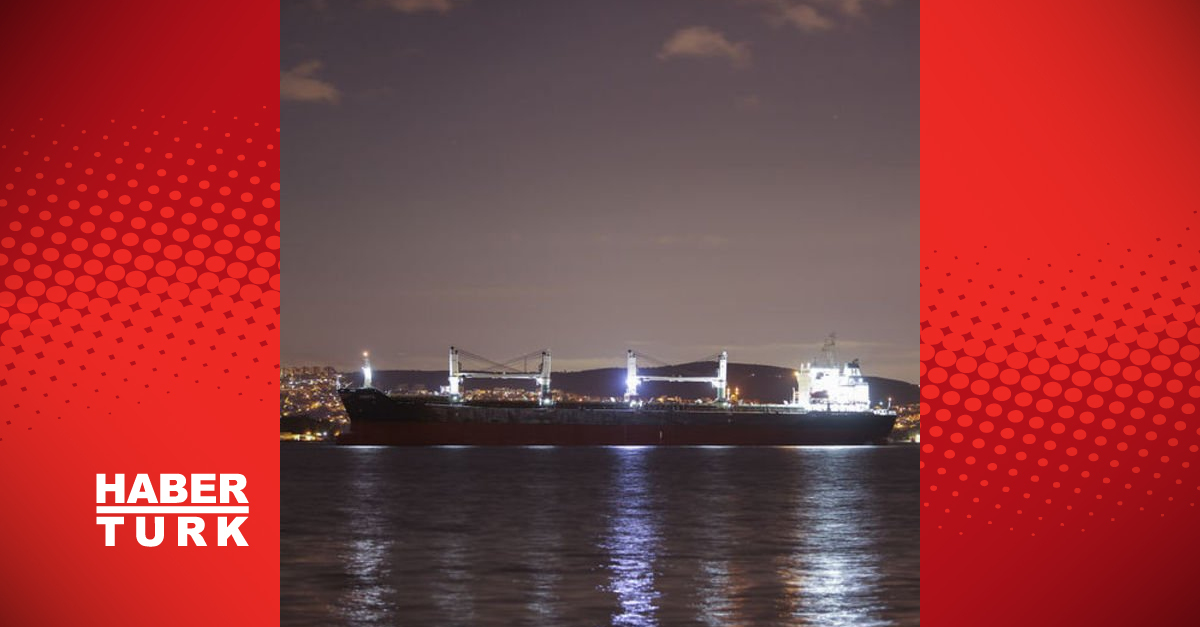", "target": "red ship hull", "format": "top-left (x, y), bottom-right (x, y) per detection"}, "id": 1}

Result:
top-left (337, 389), bottom-right (897, 446)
